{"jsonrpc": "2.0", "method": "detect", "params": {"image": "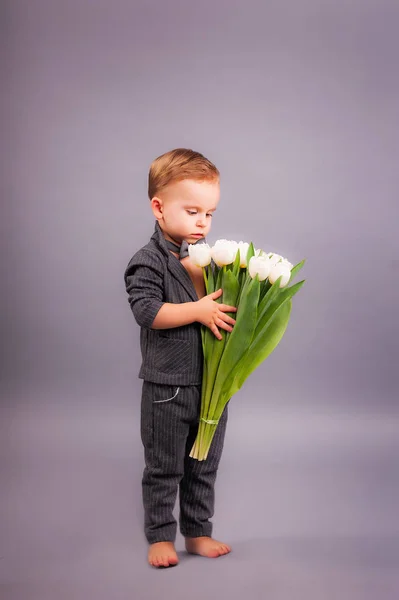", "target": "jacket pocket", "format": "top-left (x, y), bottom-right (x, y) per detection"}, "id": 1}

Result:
top-left (154, 336), bottom-right (191, 375)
